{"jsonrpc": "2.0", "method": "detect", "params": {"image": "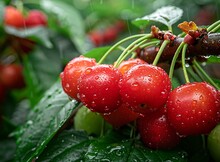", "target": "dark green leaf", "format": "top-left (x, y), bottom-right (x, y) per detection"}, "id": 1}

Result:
top-left (179, 136), bottom-right (210, 162)
top-left (4, 26), bottom-right (52, 48)
top-left (85, 130), bottom-right (187, 162)
top-left (16, 81), bottom-right (80, 162)
top-left (37, 130), bottom-right (93, 162)
top-left (133, 6), bottom-right (183, 29)
top-left (23, 45), bottom-right (62, 106)
top-left (129, 141), bottom-right (187, 162)
top-left (41, 0), bottom-right (86, 53)
top-left (84, 131), bottom-right (132, 161)
top-left (0, 139), bottom-right (16, 162)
